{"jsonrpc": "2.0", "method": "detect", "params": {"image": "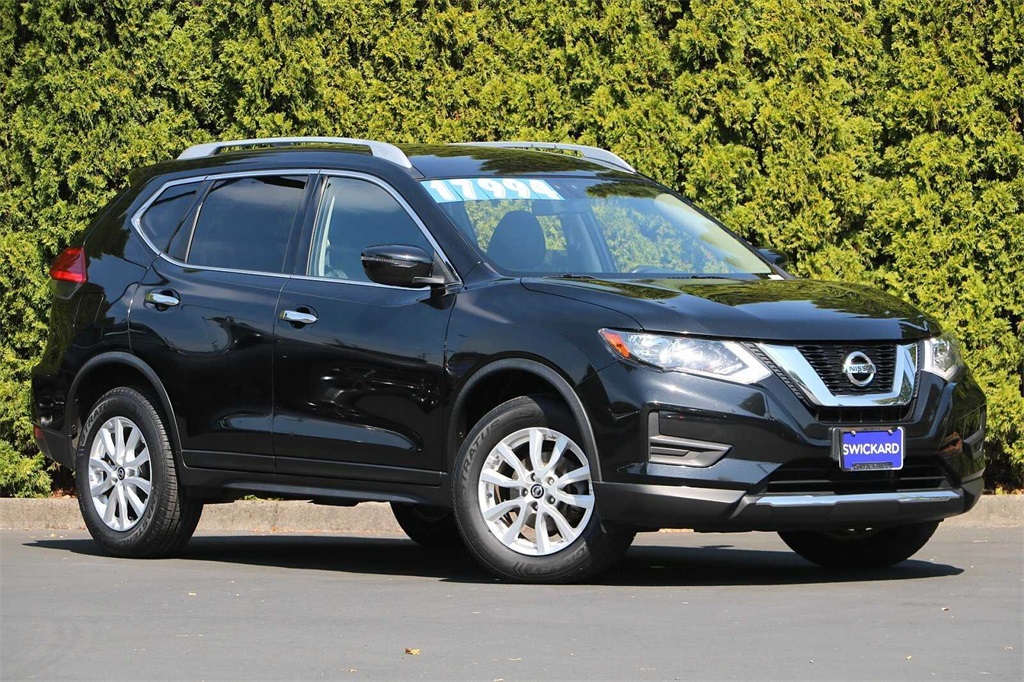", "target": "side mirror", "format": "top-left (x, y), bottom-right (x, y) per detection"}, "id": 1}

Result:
top-left (757, 248), bottom-right (790, 269)
top-left (361, 244), bottom-right (444, 288)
